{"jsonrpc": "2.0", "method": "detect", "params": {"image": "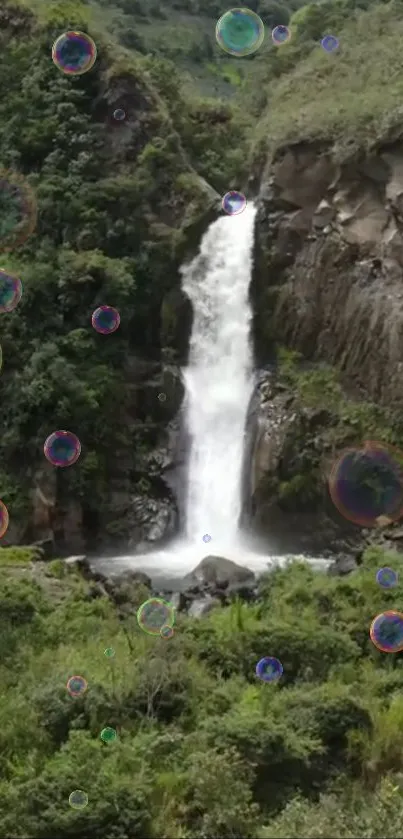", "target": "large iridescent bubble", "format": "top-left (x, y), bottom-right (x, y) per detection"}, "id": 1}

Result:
top-left (52, 31), bottom-right (97, 76)
top-left (137, 597), bottom-right (175, 636)
top-left (0, 169), bottom-right (37, 252)
top-left (370, 610), bottom-right (403, 653)
top-left (328, 441), bottom-right (403, 527)
top-left (216, 8), bottom-right (265, 57)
